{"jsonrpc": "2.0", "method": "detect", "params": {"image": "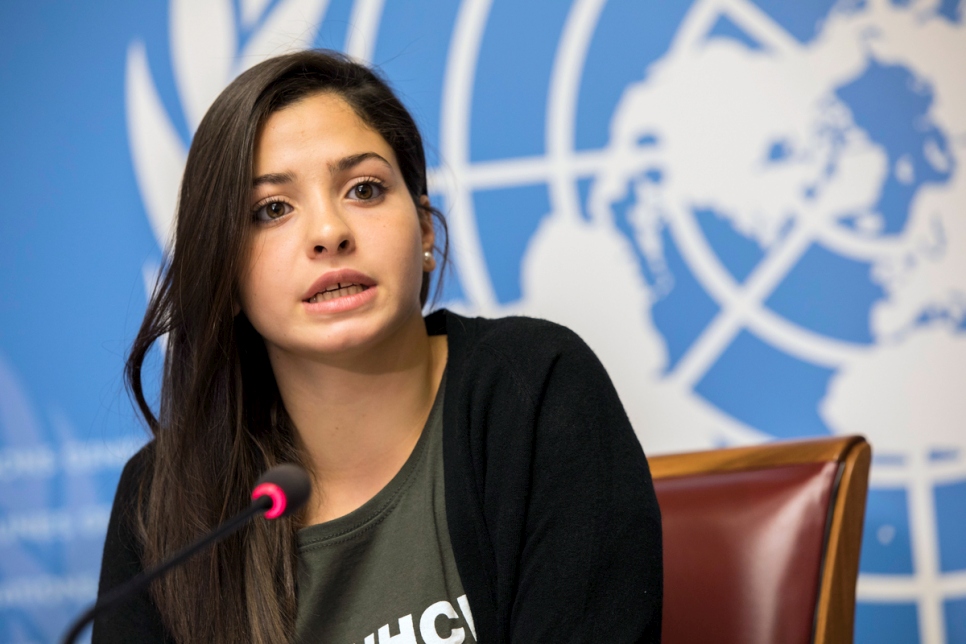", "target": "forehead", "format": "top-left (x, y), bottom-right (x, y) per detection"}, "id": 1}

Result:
top-left (254, 92), bottom-right (396, 171)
